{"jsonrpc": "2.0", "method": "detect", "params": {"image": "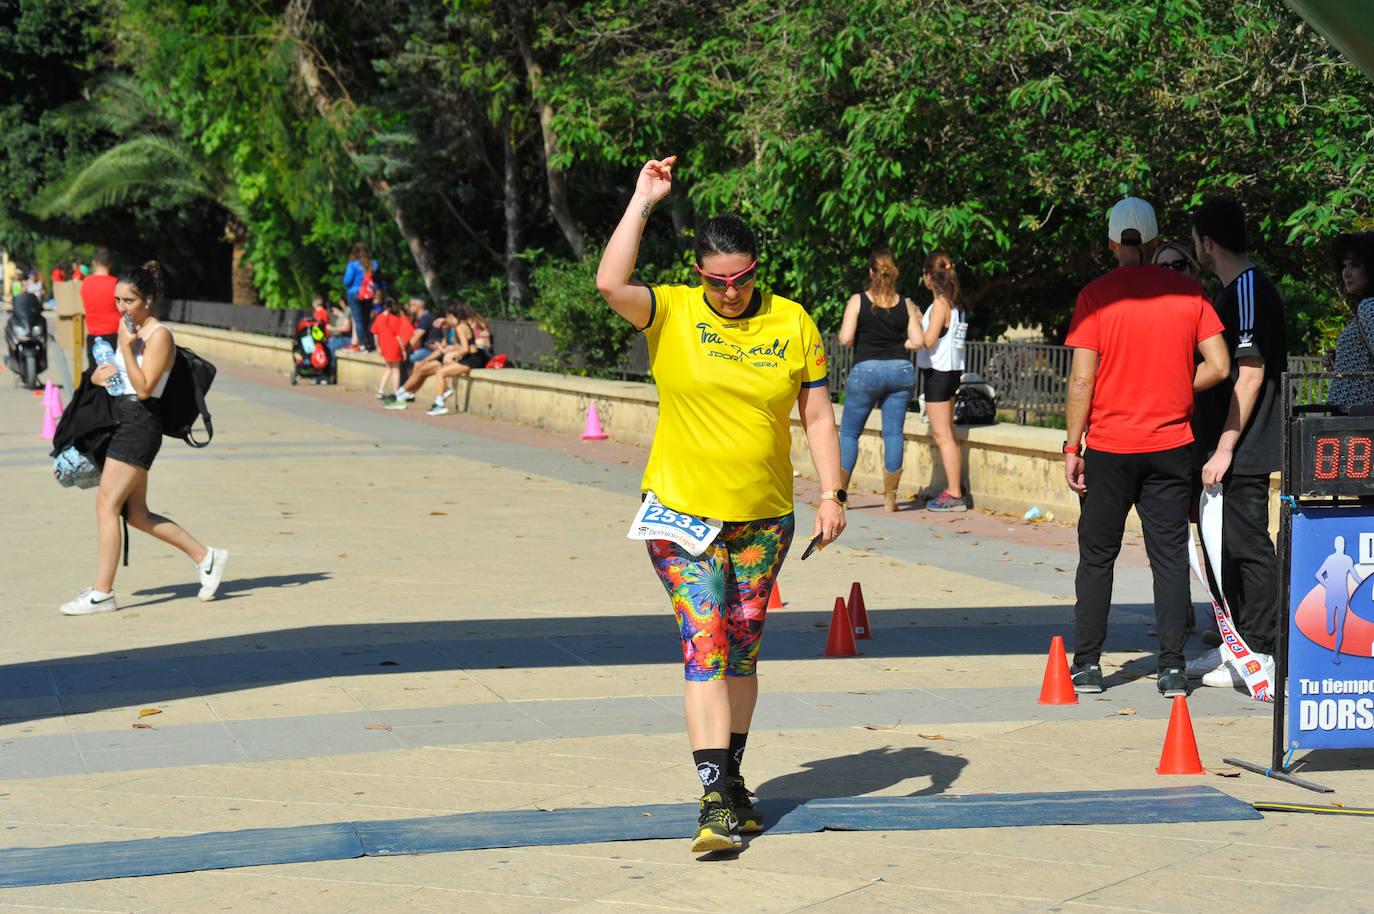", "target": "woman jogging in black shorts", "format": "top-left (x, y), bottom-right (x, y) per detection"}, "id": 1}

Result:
top-left (597, 156), bottom-right (846, 855)
top-left (60, 262), bottom-right (227, 615)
